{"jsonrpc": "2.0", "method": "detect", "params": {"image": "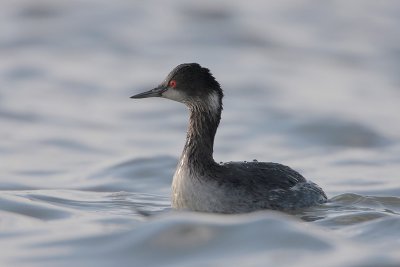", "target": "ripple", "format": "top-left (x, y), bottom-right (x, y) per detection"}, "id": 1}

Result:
top-left (0, 193), bottom-right (72, 220)
top-left (298, 193), bottom-right (400, 228)
top-left (291, 118), bottom-right (390, 148)
top-left (86, 156), bottom-right (176, 193)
